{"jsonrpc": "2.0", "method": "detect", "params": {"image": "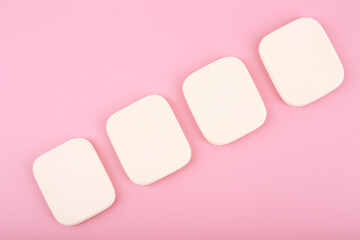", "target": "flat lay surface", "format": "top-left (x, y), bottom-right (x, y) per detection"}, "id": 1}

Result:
top-left (0, 0), bottom-right (359, 239)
